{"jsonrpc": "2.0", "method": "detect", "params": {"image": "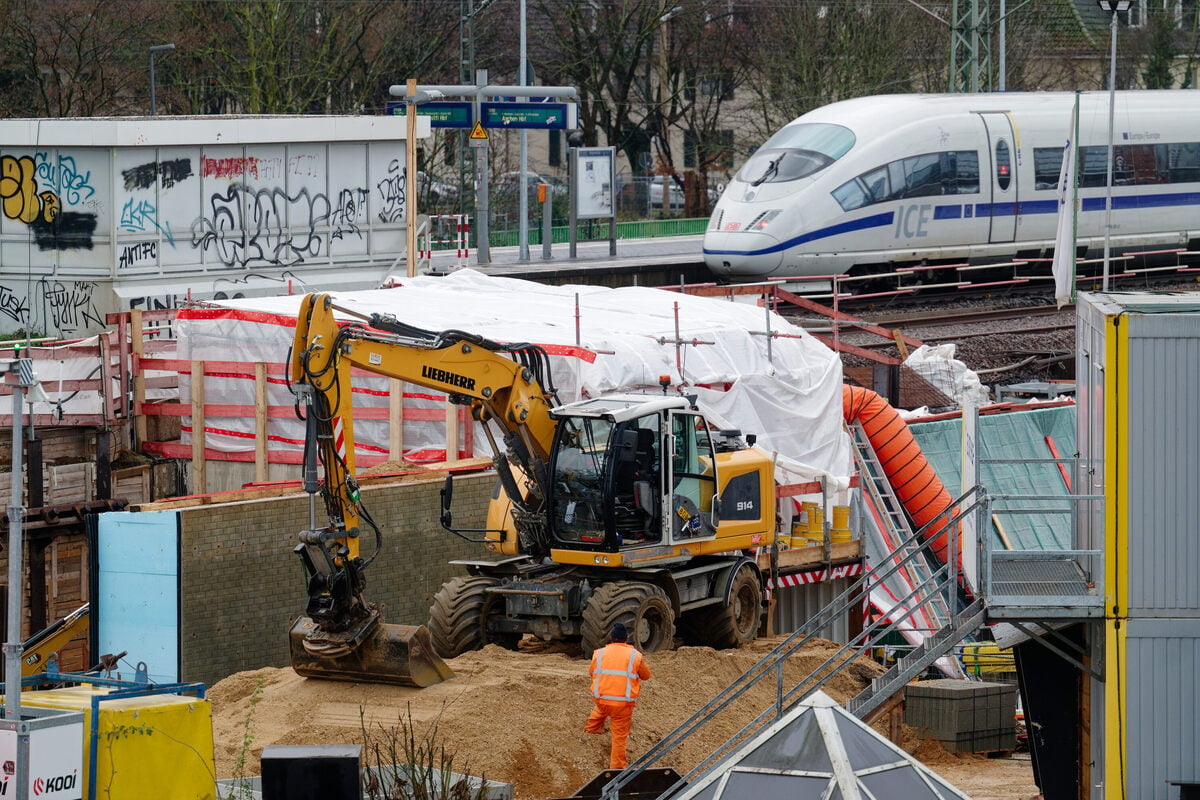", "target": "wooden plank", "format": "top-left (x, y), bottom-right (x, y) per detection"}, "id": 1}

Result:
top-left (131, 308), bottom-right (147, 446)
top-left (99, 333), bottom-right (116, 426)
top-left (254, 362), bottom-right (268, 484)
top-left (191, 360), bottom-right (206, 495)
top-left (113, 465), bottom-right (151, 505)
top-left (445, 401), bottom-right (459, 461)
top-left (760, 539), bottom-right (861, 571)
top-left (388, 379), bottom-right (404, 461)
